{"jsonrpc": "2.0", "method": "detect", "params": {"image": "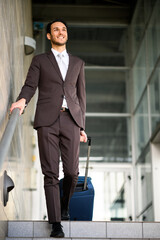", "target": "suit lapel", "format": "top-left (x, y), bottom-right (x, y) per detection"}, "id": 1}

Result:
top-left (47, 51), bottom-right (74, 82)
top-left (47, 51), bottom-right (63, 80)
